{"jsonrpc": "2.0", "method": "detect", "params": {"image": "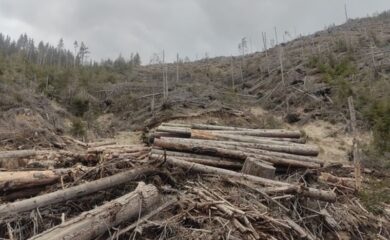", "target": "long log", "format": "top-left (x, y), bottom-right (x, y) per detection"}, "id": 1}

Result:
top-left (0, 166), bottom-right (90, 191)
top-left (162, 122), bottom-right (302, 138)
top-left (156, 126), bottom-right (191, 135)
top-left (0, 150), bottom-right (37, 159)
top-left (157, 126), bottom-right (303, 142)
top-left (0, 167), bottom-right (162, 219)
top-left (191, 130), bottom-right (307, 147)
top-left (195, 129), bottom-right (302, 139)
top-left (151, 149), bottom-right (239, 162)
top-left (154, 156), bottom-right (336, 202)
top-left (154, 138), bottom-right (247, 160)
top-left (30, 182), bottom-right (160, 240)
top-left (150, 153), bottom-right (242, 169)
top-left (163, 138), bottom-right (323, 164)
